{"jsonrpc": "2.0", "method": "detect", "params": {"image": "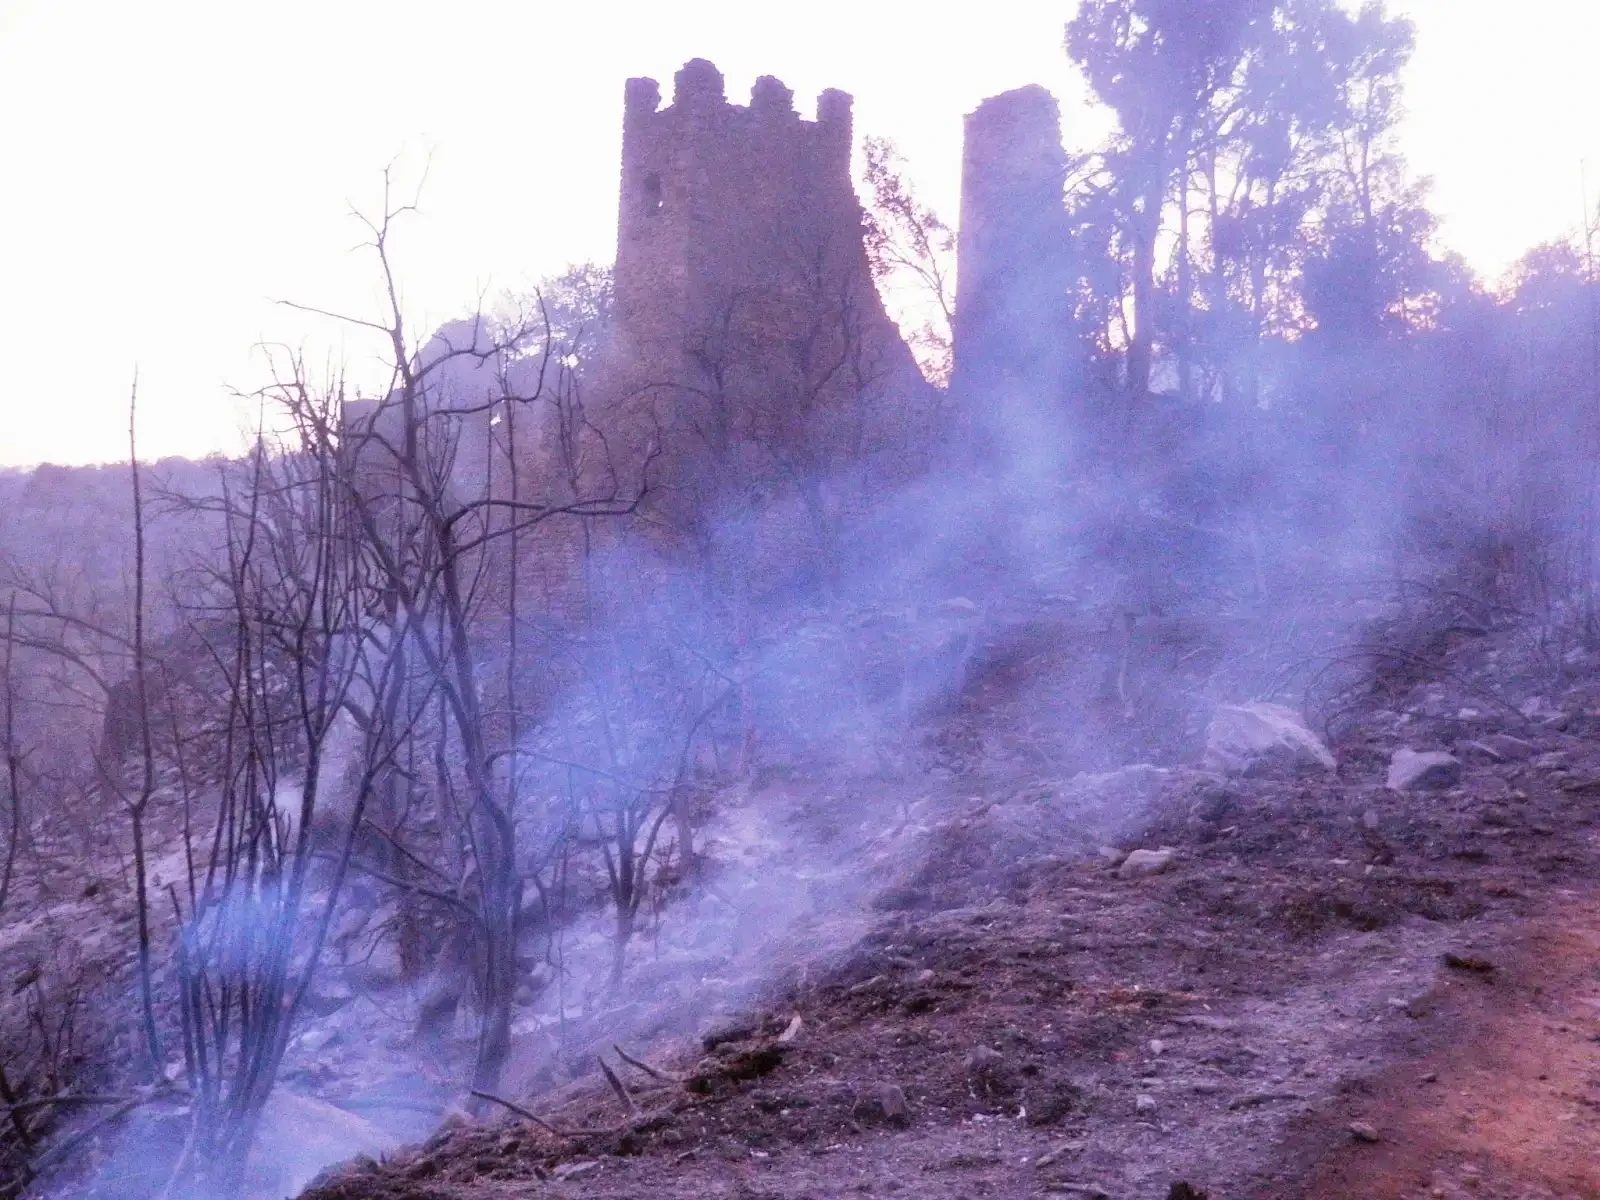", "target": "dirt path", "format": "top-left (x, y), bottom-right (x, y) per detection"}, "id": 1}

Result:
top-left (1293, 892), bottom-right (1600, 1200)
